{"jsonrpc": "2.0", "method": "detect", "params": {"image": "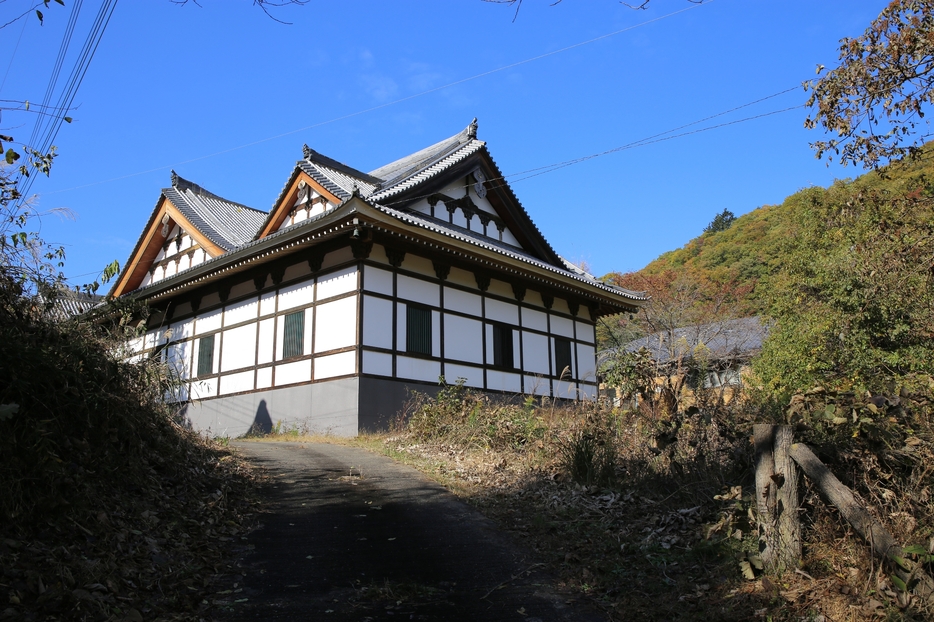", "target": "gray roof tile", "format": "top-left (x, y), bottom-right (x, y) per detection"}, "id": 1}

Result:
top-left (165, 173), bottom-right (267, 251)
